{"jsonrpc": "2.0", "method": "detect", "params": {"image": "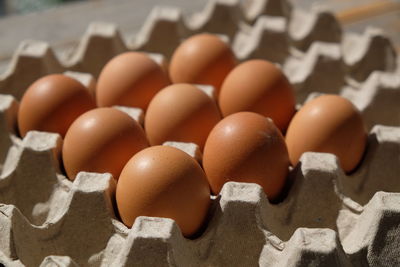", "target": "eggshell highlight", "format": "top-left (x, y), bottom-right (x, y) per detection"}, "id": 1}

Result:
top-left (96, 52), bottom-right (170, 110)
top-left (62, 107), bottom-right (149, 180)
top-left (203, 112), bottom-right (290, 200)
top-left (219, 59), bottom-right (296, 132)
top-left (18, 74), bottom-right (96, 138)
top-left (116, 145), bottom-right (211, 237)
top-left (285, 94), bottom-right (367, 173)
